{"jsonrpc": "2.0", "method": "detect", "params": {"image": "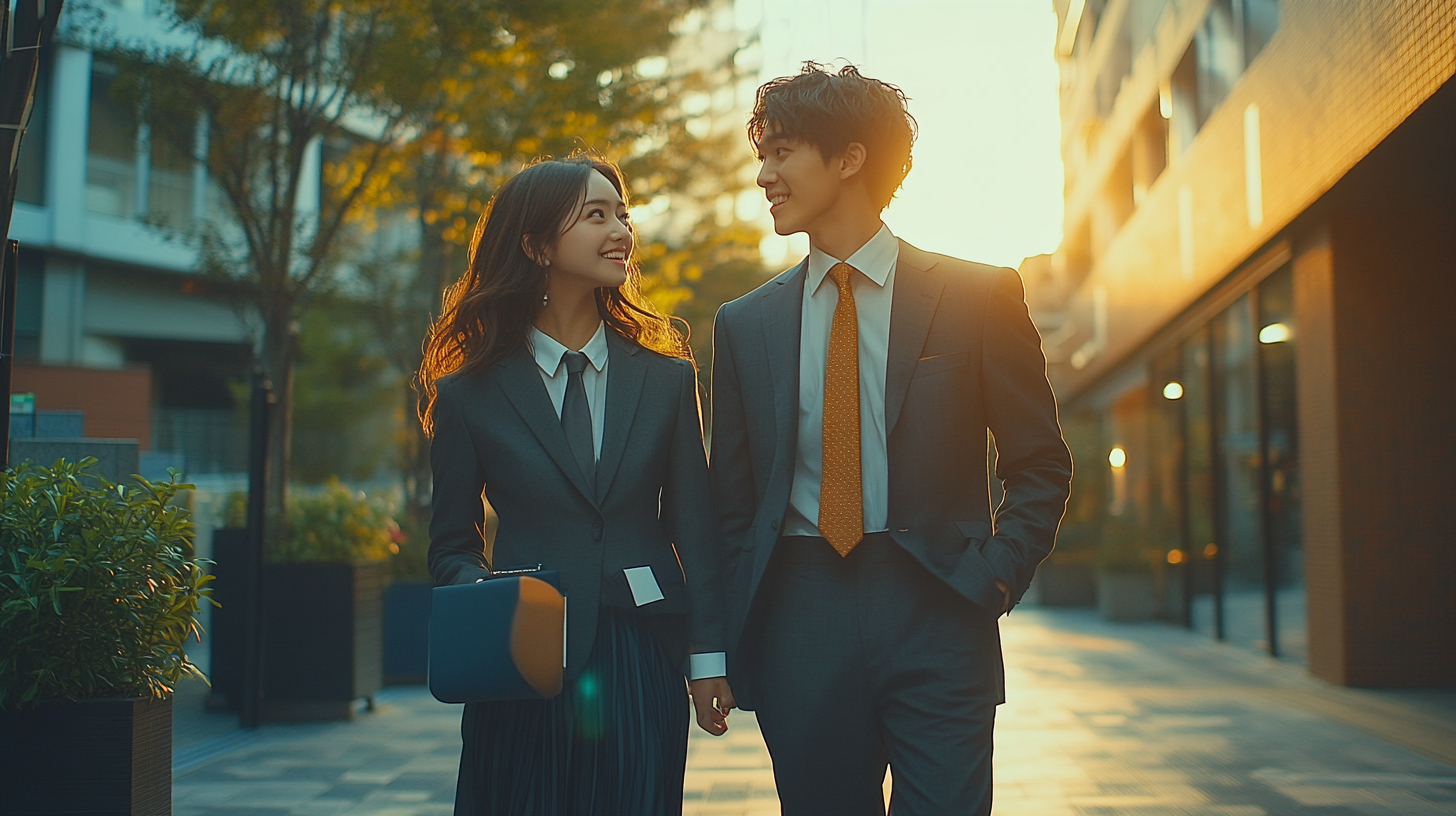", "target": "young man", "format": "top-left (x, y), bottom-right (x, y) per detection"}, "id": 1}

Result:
top-left (709, 64), bottom-right (1072, 815)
